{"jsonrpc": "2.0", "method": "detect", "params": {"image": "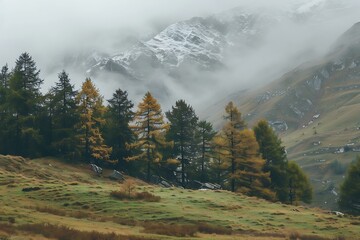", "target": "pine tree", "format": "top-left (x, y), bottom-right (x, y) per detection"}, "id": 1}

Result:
top-left (76, 78), bottom-right (112, 163)
top-left (287, 161), bottom-right (312, 204)
top-left (166, 100), bottom-right (199, 186)
top-left (197, 120), bottom-right (216, 182)
top-left (105, 89), bottom-right (134, 170)
top-left (220, 101), bottom-right (246, 192)
top-left (339, 156), bottom-right (360, 214)
top-left (48, 71), bottom-right (78, 156)
top-left (254, 120), bottom-right (288, 202)
top-left (127, 92), bottom-right (170, 181)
